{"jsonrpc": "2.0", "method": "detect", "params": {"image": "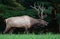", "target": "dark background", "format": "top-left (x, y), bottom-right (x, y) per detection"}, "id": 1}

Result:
top-left (0, 0), bottom-right (60, 34)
